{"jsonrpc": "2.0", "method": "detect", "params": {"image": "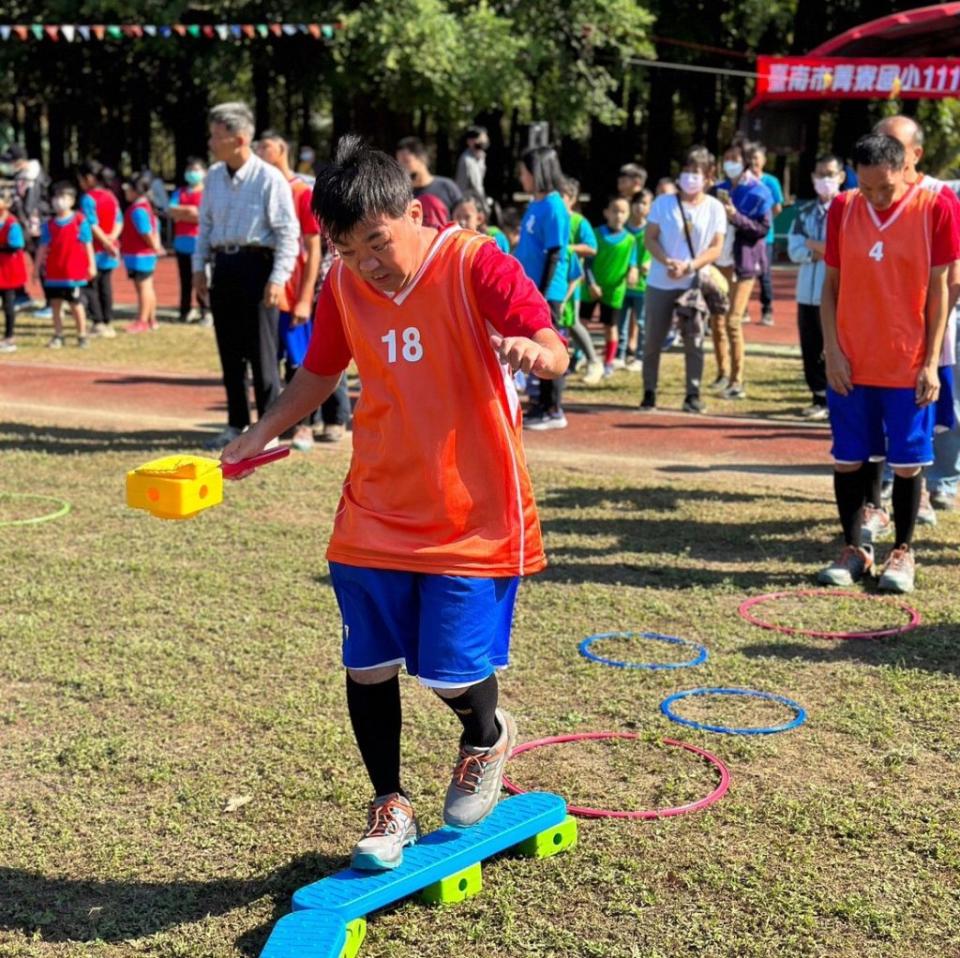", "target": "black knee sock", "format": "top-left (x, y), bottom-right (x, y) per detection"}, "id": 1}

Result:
top-left (864, 459), bottom-right (884, 508)
top-left (346, 673), bottom-right (403, 797)
top-left (892, 473), bottom-right (922, 548)
top-left (438, 673), bottom-right (500, 749)
top-left (834, 467), bottom-right (867, 546)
